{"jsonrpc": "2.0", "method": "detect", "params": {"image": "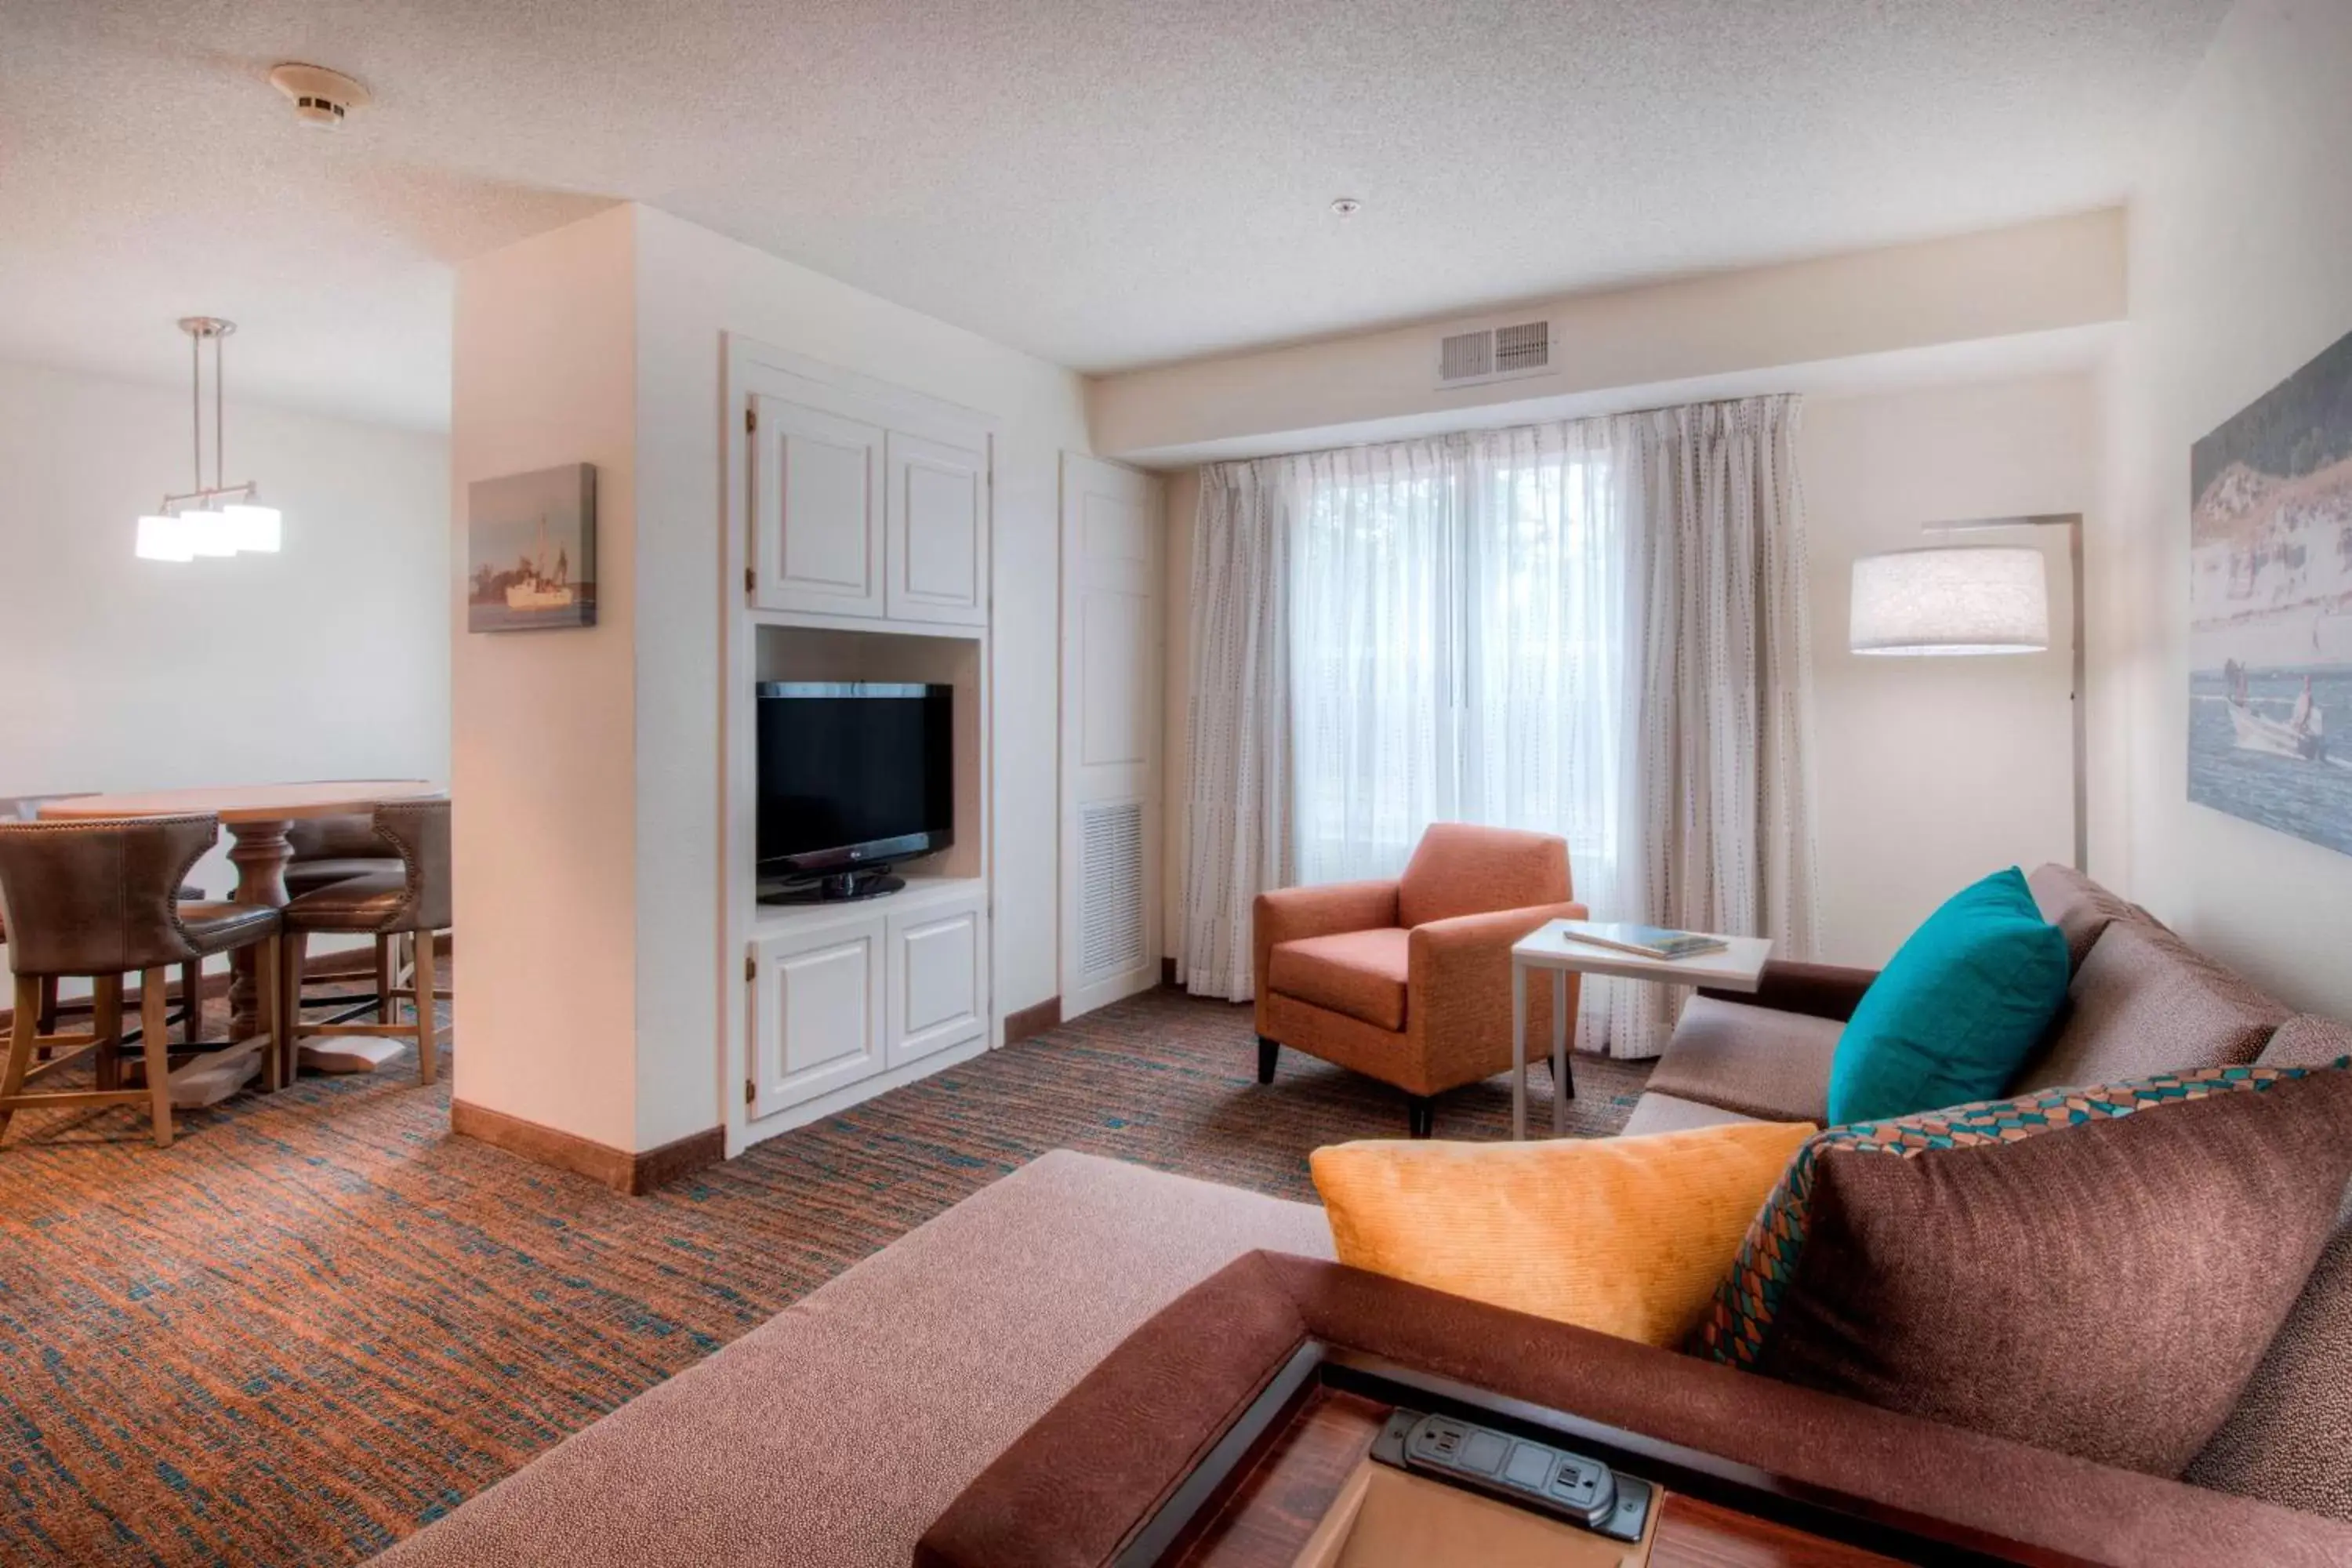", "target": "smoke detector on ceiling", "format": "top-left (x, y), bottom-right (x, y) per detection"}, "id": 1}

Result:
top-left (268, 63), bottom-right (371, 128)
